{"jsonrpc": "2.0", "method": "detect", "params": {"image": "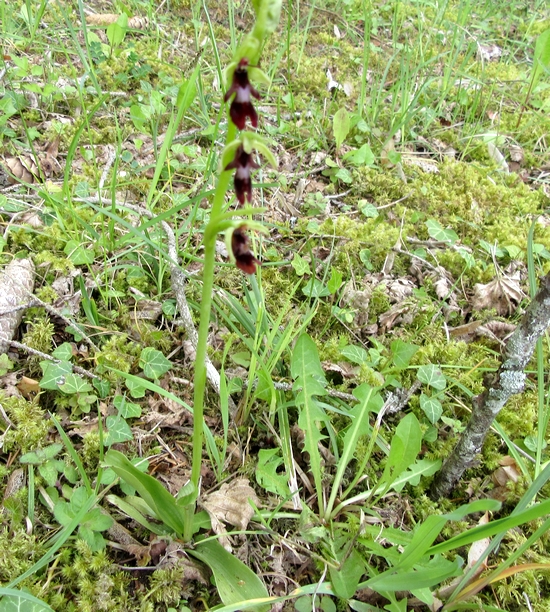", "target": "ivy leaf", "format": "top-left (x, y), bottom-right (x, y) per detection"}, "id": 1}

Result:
top-left (291, 252), bottom-right (310, 276)
top-left (104, 415), bottom-right (133, 446)
top-left (114, 395), bottom-right (142, 418)
top-left (20, 443), bottom-right (63, 465)
top-left (417, 364), bottom-right (446, 390)
top-left (419, 393), bottom-right (443, 424)
top-left (343, 143), bottom-right (375, 166)
top-left (302, 278), bottom-right (330, 298)
top-left (139, 347), bottom-right (172, 380)
top-left (39, 360), bottom-right (73, 390)
top-left (59, 373), bottom-right (93, 395)
top-left (341, 344), bottom-right (368, 365)
top-left (390, 340), bottom-right (418, 370)
top-left (425, 219), bottom-right (458, 245)
top-left (0, 589), bottom-right (55, 611)
top-left (327, 268), bottom-right (343, 294)
top-left (51, 343), bottom-right (73, 361)
top-left (64, 239), bottom-right (95, 265)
